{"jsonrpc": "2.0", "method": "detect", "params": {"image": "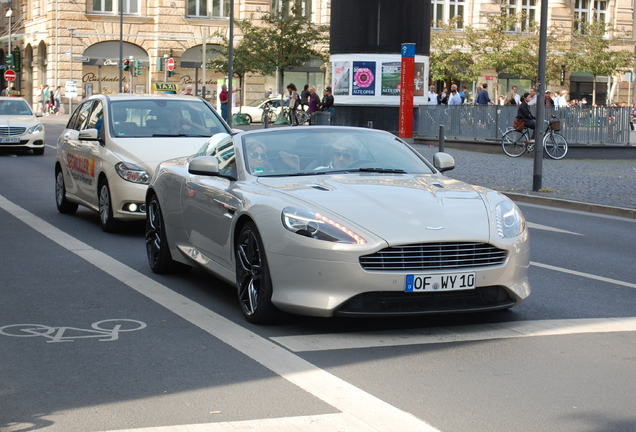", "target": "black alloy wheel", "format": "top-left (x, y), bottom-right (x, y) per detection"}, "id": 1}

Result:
top-left (235, 222), bottom-right (280, 324)
top-left (145, 194), bottom-right (191, 274)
